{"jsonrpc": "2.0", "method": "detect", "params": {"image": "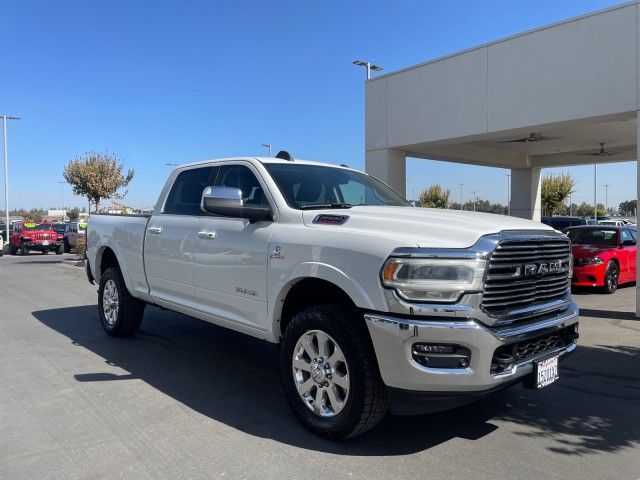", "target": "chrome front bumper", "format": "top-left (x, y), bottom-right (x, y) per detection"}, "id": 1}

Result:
top-left (364, 302), bottom-right (579, 392)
